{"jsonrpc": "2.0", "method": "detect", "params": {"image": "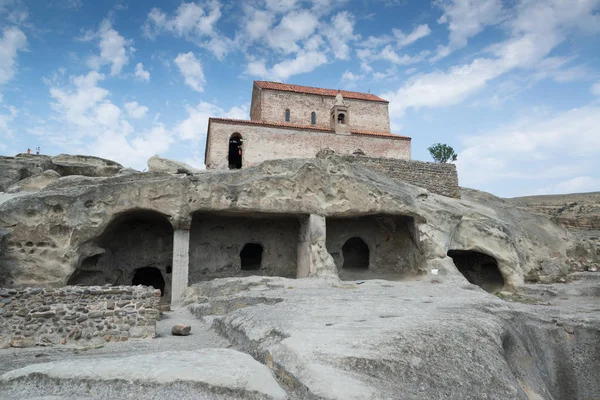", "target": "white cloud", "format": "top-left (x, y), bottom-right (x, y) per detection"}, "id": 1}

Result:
top-left (247, 49), bottom-right (328, 81)
top-left (457, 105), bottom-right (600, 195)
top-left (341, 70), bottom-right (361, 82)
top-left (174, 52), bottom-right (205, 92)
top-left (143, 1), bottom-right (230, 60)
top-left (383, 0), bottom-right (600, 117)
top-left (393, 24), bottom-right (431, 47)
top-left (124, 101), bottom-right (148, 119)
top-left (434, 0), bottom-right (506, 60)
top-left (176, 101), bottom-right (249, 142)
top-left (86, 19), bottom-right (132, 76)
top-left (244, 7), bottom-right (274, 40)
top-left (49, 71), bottom-right (110, 127)
top-left (0, 26), bottom-right (27, 85)
top-left (592, 81), bottom-right (600, 96)
top-left (533, 176), bottom-right (600, 195)
top-left (266, 9), bottom-right (319, 53)
top-left (134, 62), bottom-right (150, 82)
top-left (322, 11), bottom-right (357, 60)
